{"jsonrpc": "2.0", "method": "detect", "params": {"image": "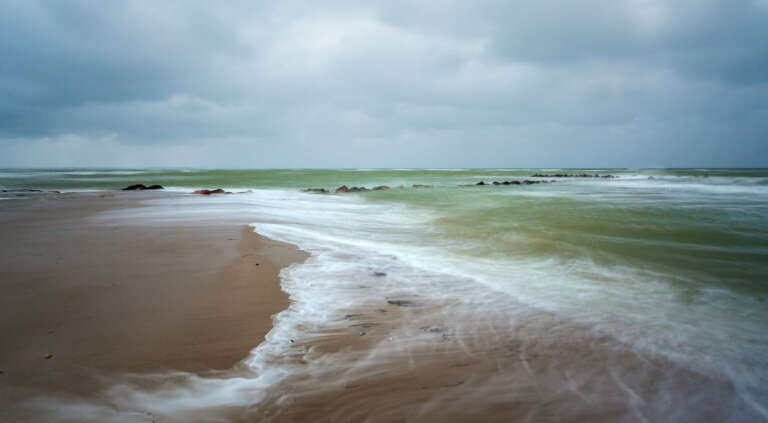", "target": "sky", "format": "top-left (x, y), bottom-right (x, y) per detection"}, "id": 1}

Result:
top-left (1, 0), bottom-right (767, 168)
